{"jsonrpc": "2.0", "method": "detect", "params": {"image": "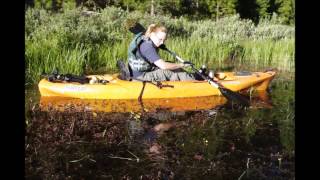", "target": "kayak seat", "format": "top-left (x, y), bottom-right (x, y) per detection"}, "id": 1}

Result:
top-left (117, 59), bottom-right (132, 81)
